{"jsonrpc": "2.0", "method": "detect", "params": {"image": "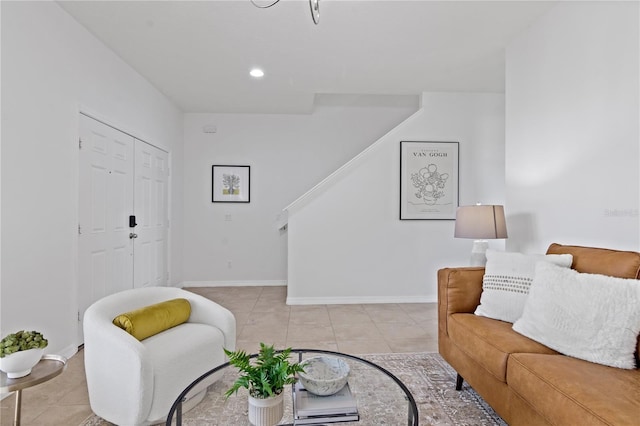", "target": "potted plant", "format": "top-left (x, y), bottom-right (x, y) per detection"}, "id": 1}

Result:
top-left (224, 343), bottom-right (305, 426)
top-left (0, 330), bottom-right (48, 378)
